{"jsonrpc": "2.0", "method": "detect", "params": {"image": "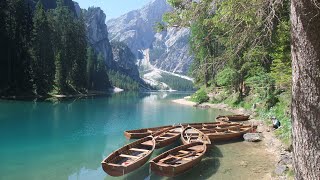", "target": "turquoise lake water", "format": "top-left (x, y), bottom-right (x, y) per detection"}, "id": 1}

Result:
top-left (0, 92), bottom-right (274, 180)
